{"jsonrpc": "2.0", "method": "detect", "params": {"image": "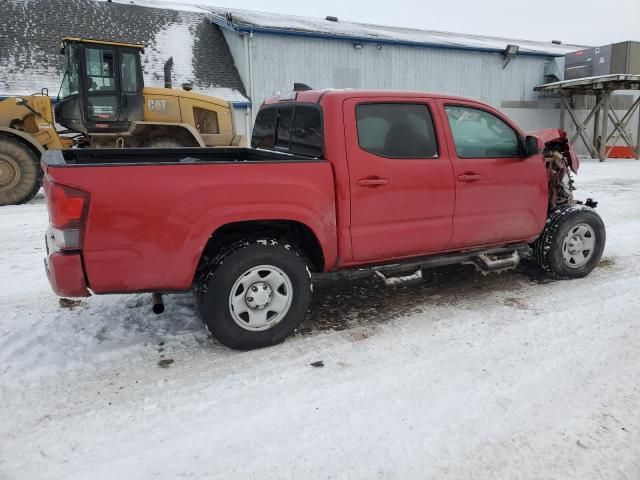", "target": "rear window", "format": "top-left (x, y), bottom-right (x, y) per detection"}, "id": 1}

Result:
top-left (252, 105), bottom-right (323, 157)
